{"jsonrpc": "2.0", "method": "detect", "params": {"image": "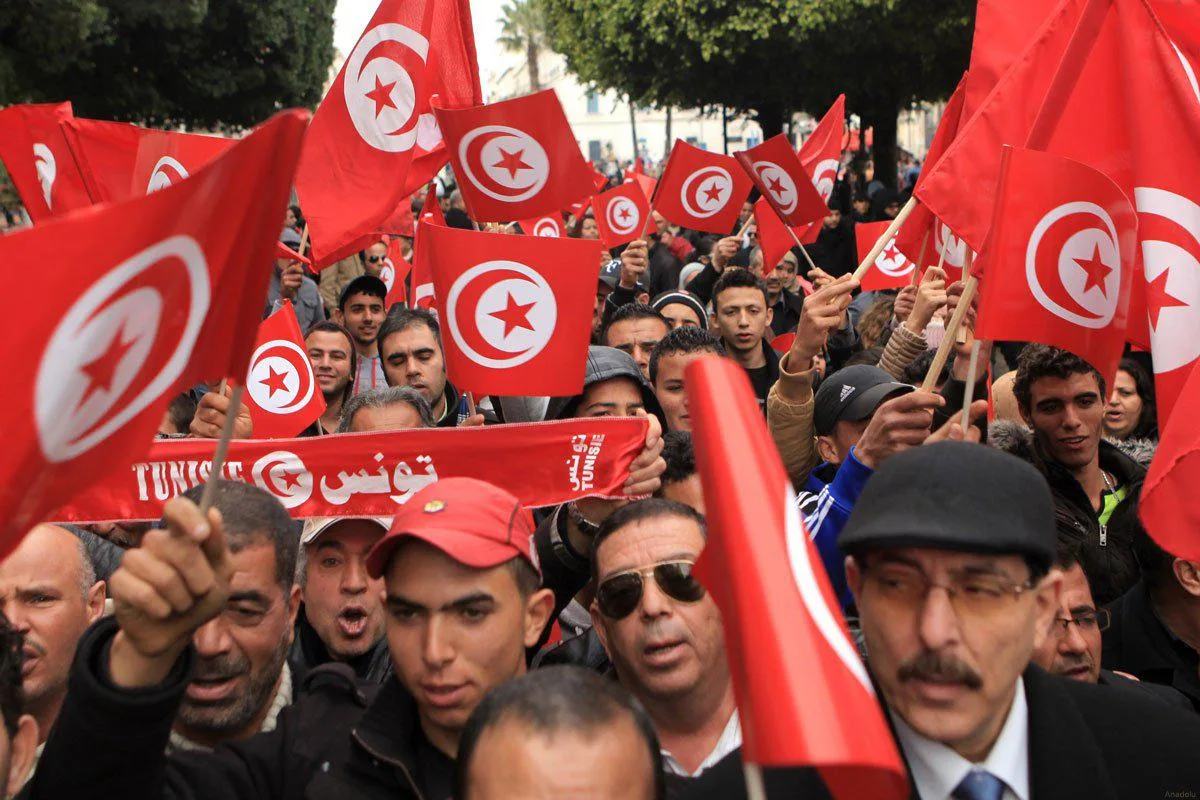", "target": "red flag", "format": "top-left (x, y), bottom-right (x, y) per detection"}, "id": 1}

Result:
top-left (383, 238), bottom-right (413, 309)
top-left (1140, 360), bottom-right (1200, 561)
top-left (624, 169), bottom-right (657, 201)
top-left (685, 356), bottom-right (907, 794)
top-left (275, 240), bottom-right (311, 267)
top-left (423, 224), bottom-right (600, 395)
top-left (436, 90), bottom-right (592, 222)
top-left (735, 134), bottom-right (829, 228)
top-left (238, 301), bottom-right (326, 439)
top-left (0, 103), bottom-right (93, 220)
top-left (295, 0), bottom-right (480, 266)
top-left (411, 186), bottom-right (443, 310)
top-left (0, 110), bottom-right (308, 550)
top-left (519, 214), bottom-right (565, 238)
top-left (855, 221), bottom-right (915, 291)
top-left (593, 182), bottom-right (651, 248)
top-left (963, 1), bottom-right (1059, 119)
top-left (132, 129), bottom-right (234, 195)
top-left (419, 185), bottom-right (446, 228)
top-left (975, 146), bottom-right (1137, 385)
top-left (59, 116), bottom-right (152, 204)
top-left (754, 197), bottom-right (802, 277)
top-left (793, 95), bottom-right (846, 244)
top-left (654, 140), bottom-right (752, 234)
